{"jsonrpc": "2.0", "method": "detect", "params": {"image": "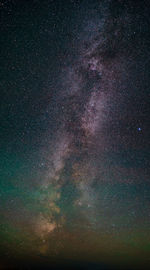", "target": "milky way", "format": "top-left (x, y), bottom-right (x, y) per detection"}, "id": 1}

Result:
top-left (0, 1), bottom-right (150, 269)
